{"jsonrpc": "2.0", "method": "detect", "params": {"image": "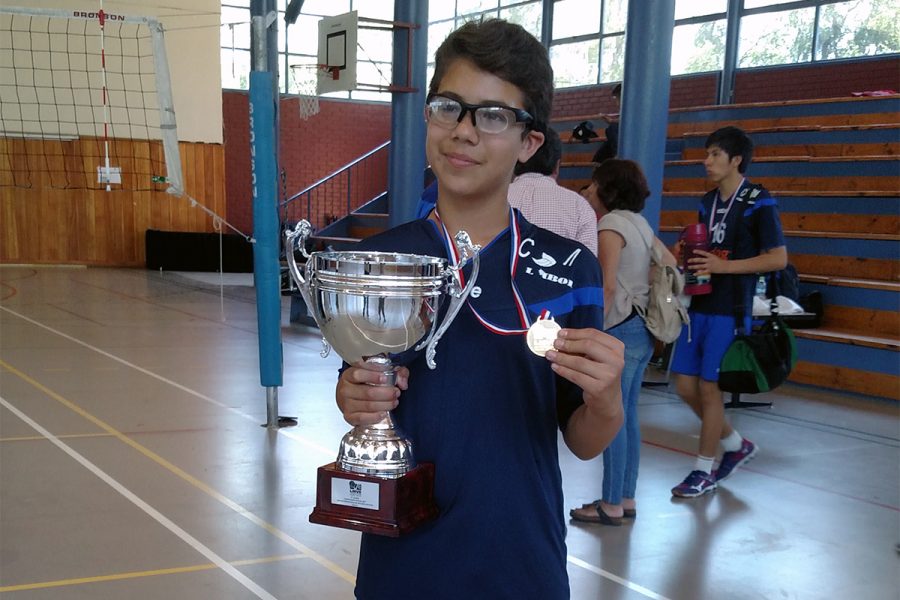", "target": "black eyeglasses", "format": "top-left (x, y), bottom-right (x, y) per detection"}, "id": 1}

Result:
top-left (425, 94), bottom-right (534, 134)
